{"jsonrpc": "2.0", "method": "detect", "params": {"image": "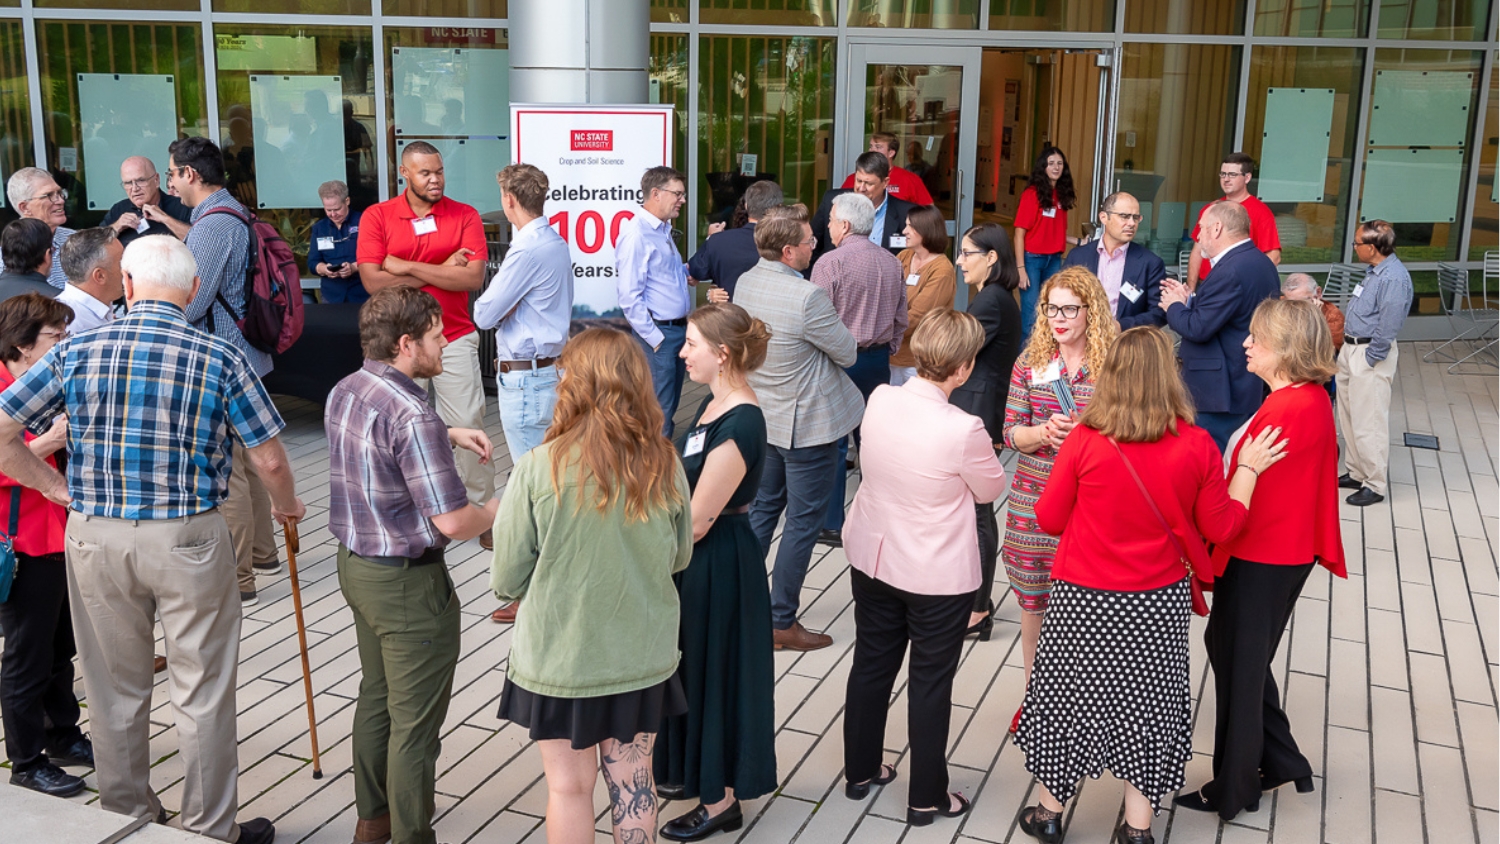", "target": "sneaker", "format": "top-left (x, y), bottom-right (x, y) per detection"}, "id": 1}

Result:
top-left (237, 817), bottom-right (276, 844)
top-left (10, 762), bottom-right (85, 797)
top-left (47, 736), bottom-right (94, 768)
top-left (252, 560), bottom-right (283, 575)
top-left (241, 590), bottom-right (259, 608)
